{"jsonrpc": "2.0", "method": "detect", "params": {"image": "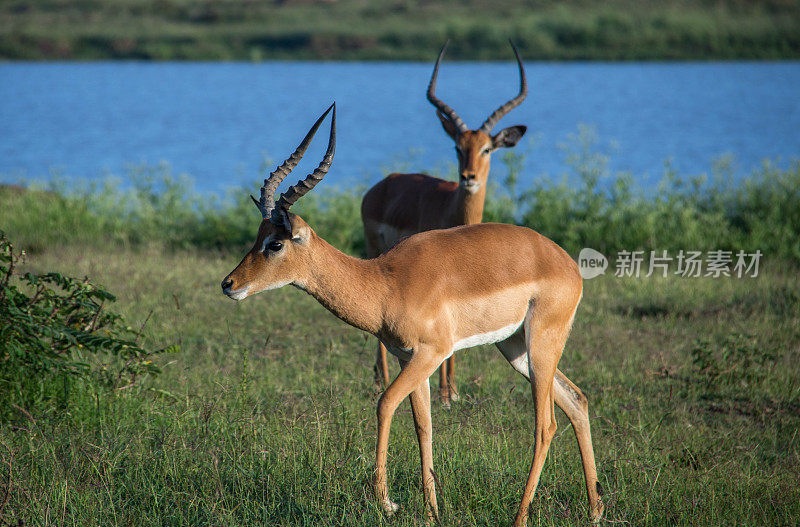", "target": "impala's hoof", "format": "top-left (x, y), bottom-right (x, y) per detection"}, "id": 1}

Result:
top-left (424, 506), bottom-right (440, 525)
top-left (381, 499), bottom-right (400, 516)
top-left (449, 390), bottom-right (460, 402)
top-left (590, 498), bottom-right (605, 523)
